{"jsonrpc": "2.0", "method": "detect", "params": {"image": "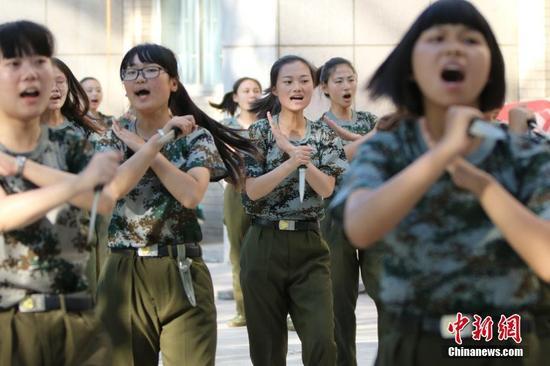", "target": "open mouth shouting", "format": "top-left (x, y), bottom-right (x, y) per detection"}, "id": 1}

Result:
top-left (135, 88), bottom-right (151, 98)
top-left (342, 93), bottom-right (352, 102)
top-left (289, 95), bottom-right (304, 102)
top-left (20, 87), bottom-right (40, 99)
top-left (440, 64), bottom-right (465, 85)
